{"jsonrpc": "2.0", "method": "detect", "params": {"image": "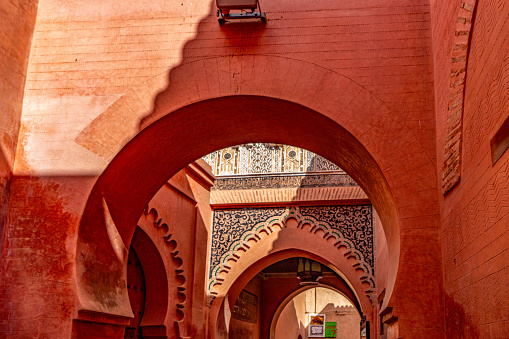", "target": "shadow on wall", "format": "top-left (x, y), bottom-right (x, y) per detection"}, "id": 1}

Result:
top-left (137, 0), bottom-right (267, 131)
top-left (444, 293), bottom-right (480, 338)
top-left (274, 299), bottom-right (306, 339)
